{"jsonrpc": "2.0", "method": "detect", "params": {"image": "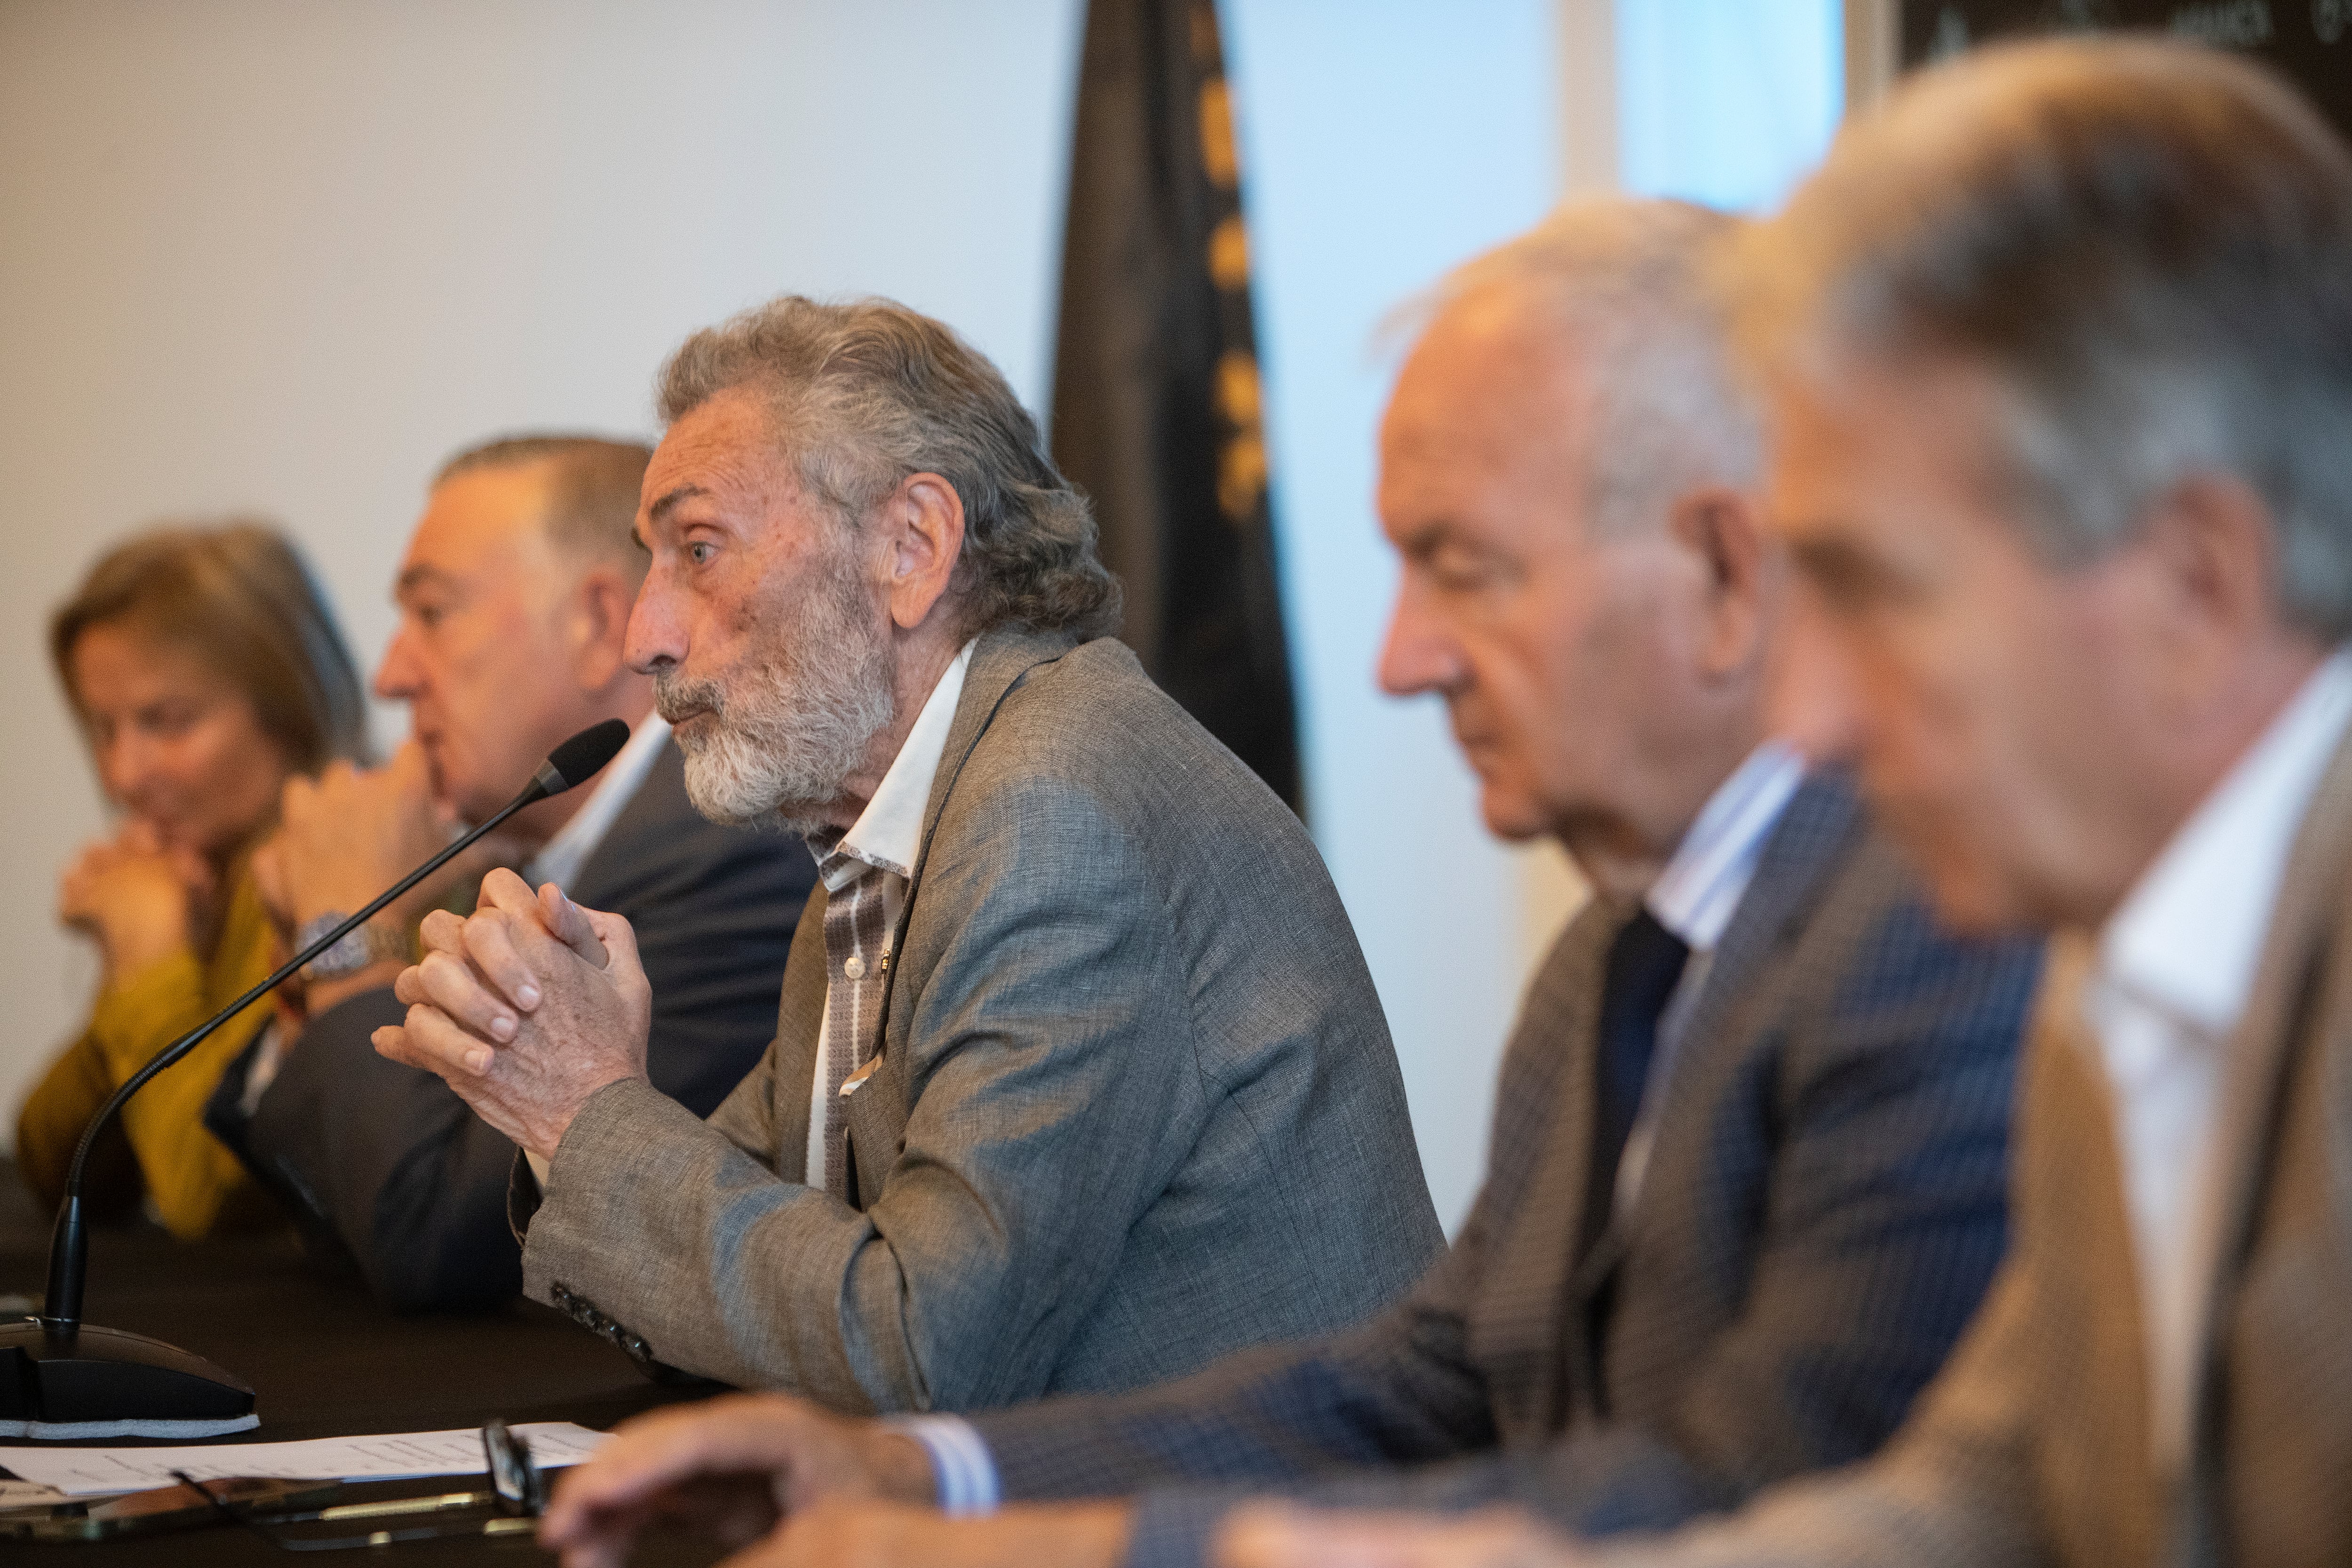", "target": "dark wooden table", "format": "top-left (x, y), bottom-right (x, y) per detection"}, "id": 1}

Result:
top-left (0, 1162), bottom-right (729, 1564)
